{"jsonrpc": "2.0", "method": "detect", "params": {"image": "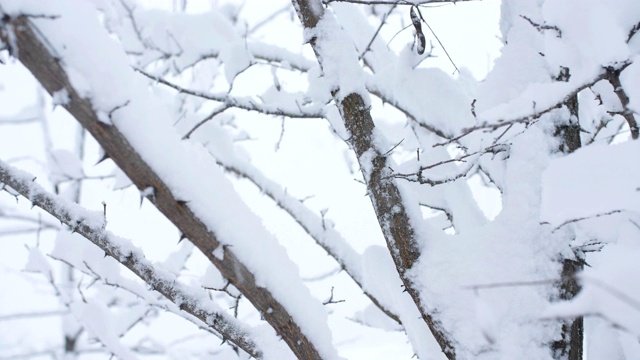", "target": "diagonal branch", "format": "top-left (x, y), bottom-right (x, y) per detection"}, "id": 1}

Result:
top-left (215, 156), bottom-right (402, 325)
top-left (0, 159), bottom-right (261, 358)
top-left (290, 1), bottom-right (456, 358)
top-left (135, 67), bottom-right (323, 119)
top-left (1, 14), bottom-right (331, 360)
